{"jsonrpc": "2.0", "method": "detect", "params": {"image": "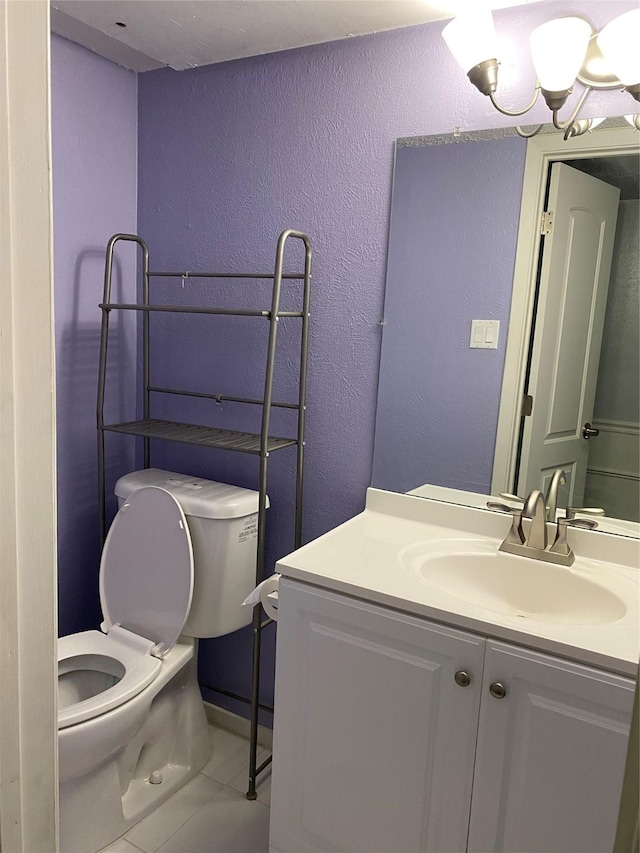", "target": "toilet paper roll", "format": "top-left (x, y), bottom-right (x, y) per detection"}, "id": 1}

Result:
top-left (242, 574), bottom-right (280, 621)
